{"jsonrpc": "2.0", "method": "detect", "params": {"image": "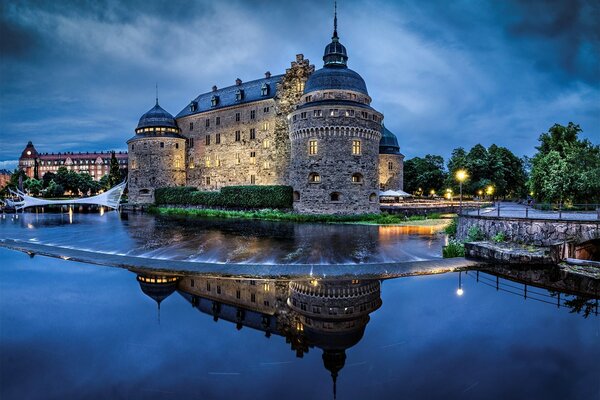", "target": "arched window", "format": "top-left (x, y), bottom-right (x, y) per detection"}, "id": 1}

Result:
top-left (351, 173), bottom-right (363, 183)
top-left (309, 173), bottom-right (321, 183)
top-left (330, 192), bottom-right (341, 202)
top-left (139, 189), bottom-right (150, 195)
top-left (293, 191), bottom-right (300, 201)
top-left (369, 193), bottom-right (377, 202)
